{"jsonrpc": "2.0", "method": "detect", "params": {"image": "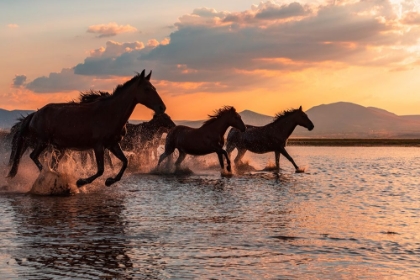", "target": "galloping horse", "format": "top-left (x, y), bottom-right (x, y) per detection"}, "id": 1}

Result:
top-left (226, 106), bottom-right (314, 172)
top-left (121, 113), bottom-right (175, 161)
top-left (157, 106), bottom-right (246, 172)
top-left (8, 70), bottom-right (166, 187)
top-left (8, 91), bottom-right (119, 170)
